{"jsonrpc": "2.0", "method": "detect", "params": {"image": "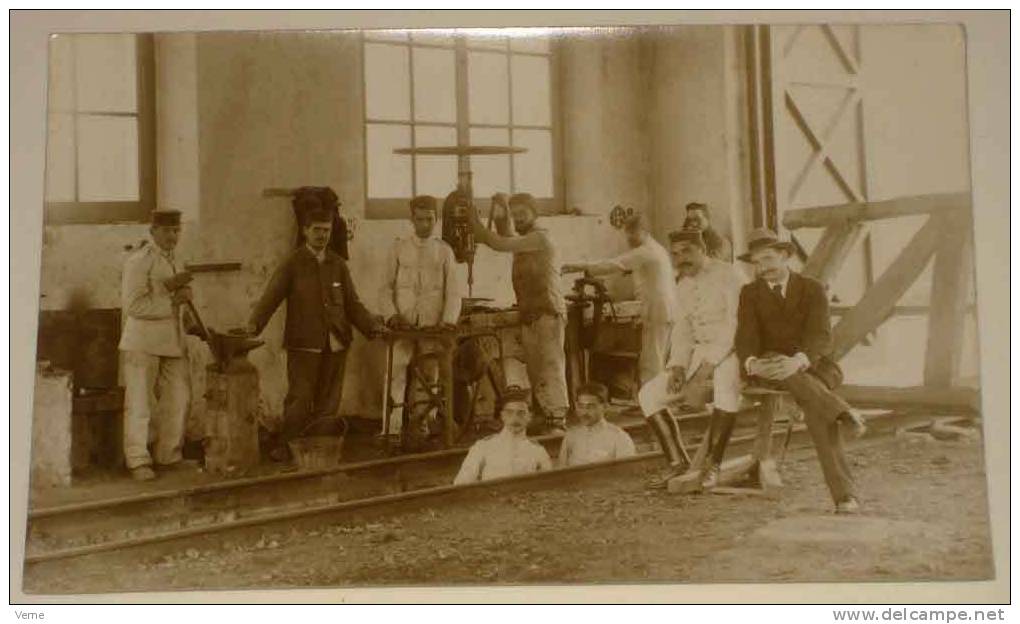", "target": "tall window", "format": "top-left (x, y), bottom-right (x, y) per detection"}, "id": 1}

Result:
top-left (44, 34), bottom-right (156, 225)
top-left (363, 31), bottom-right (560, 219)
